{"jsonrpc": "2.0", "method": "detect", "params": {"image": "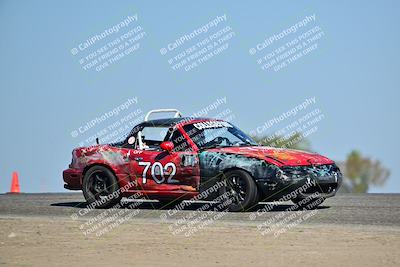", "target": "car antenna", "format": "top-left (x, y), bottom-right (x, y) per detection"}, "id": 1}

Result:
top-left (96, 137), bottom-right (99, 145)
